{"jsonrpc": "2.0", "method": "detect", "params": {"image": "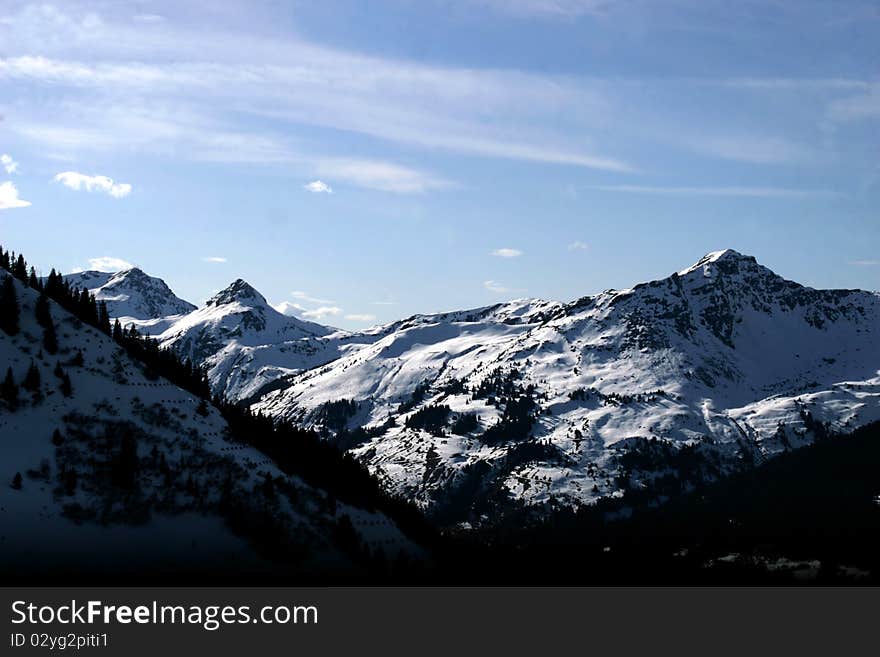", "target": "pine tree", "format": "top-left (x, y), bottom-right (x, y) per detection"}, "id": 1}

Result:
top-left (112, 319), bottom-right (123, 342)
top-left (10, 472), bottom-right (22, 490)
top-left (42, 319), bottom-right (58, 355)
top-left (60, 372), bottom-right (73, 398)
top-left (52, 429), bottom-right (64, 446)
top-left (35, 293), bottom-right (50, 326)
top-left (112, 430), bottom-right (139, 490)
top-left (97, 301), bottom-right (111, 335)
top-left (22, 360), bottom-right (41, 392)
top-left (1, 367), bottom-right (18, 409)
top-left (13, 254), bottom-right (27, 281)
top-left (44, 269), bottom-right (60, 297)
top-left (63, 469), bottom-right (77, 496)
top-left (0, 275), bottom-right (20, 336)
top-left (28, 266), bottom-right (39, 290)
